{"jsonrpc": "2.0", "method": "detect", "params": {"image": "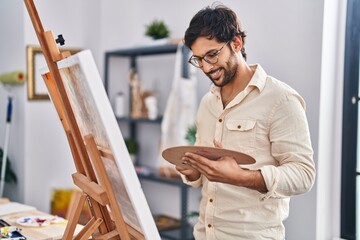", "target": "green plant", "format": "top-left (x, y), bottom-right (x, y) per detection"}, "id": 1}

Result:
top-left (124, 138), bottom-right (139, 155)
top-left (187, 211), bottom-right (199, 218)
top-left (185, 125), bottom-right (197, 145)
top-left (145, 19), bottom-right (170, 40)
top-left (0, 147), bottom-right (17, 184)
top-left (187, 211), bottom-right (199, 226)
